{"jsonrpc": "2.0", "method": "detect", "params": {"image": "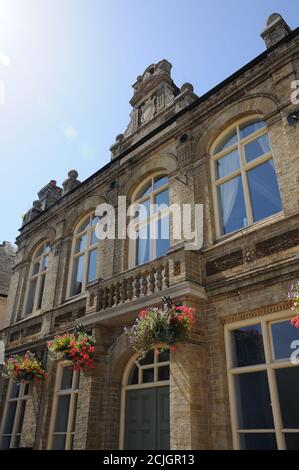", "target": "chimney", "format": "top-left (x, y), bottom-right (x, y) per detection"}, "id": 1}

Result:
top-left (261, 13), bottom-right (291, 49)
